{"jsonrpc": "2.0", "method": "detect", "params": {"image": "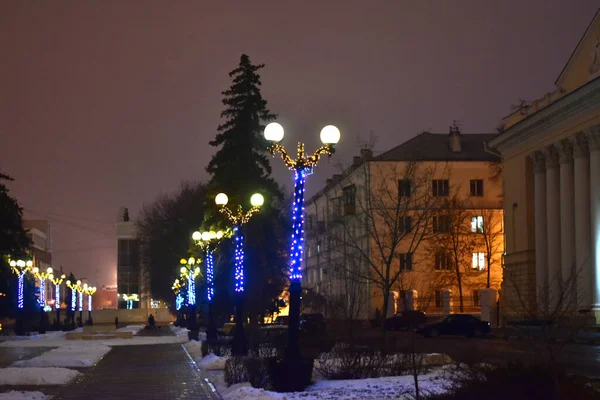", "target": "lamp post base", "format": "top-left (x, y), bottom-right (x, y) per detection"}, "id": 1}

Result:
top-left (206, 302), bottom-right (217, 342)
top-left (231, 292), bottom-right (247, 356)
top-left (285, 280), bottom-right (302, 360)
